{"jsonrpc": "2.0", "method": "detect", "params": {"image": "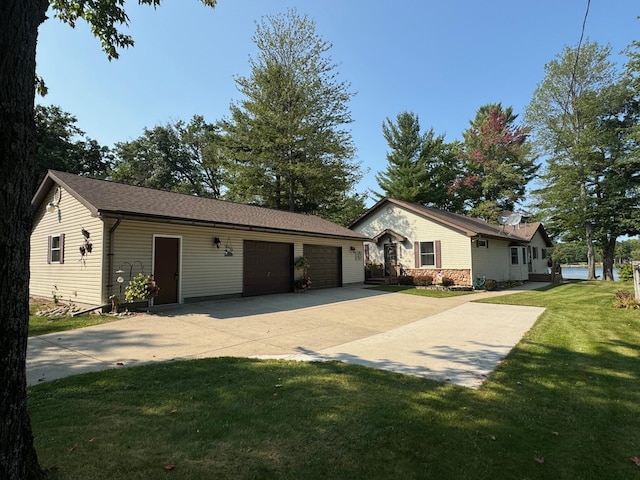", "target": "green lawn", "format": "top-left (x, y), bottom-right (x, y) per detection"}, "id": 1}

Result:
top-left (28, 281), bottom-right (640, 479)
top-left (29, 302), bottom-right (119, 337)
